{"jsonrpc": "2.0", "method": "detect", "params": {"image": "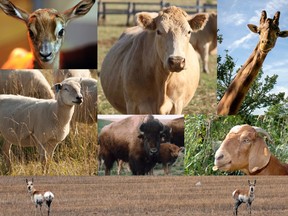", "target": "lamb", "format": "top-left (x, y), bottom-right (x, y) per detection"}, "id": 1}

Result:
top-left (26, 178), bottom-right (54, 216)
top-left (232, 180), bottom-right (256, 216)
top-left (53, 69), bottom-right (92, 83)
top-left (0, 69), bottom-right (54, 99)
top-left (214, 124), bottom-right (288, 175)
top-left (0, 79), bottom-right (83, 174)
